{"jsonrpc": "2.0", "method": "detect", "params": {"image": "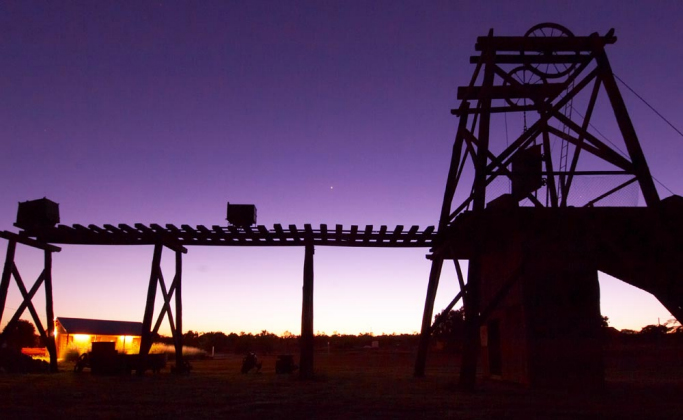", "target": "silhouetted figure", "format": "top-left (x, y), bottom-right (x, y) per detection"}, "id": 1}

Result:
top-left (74, 352), bottom-right (90, 372)
top-left (241, 352), bottom-right (262, 374)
